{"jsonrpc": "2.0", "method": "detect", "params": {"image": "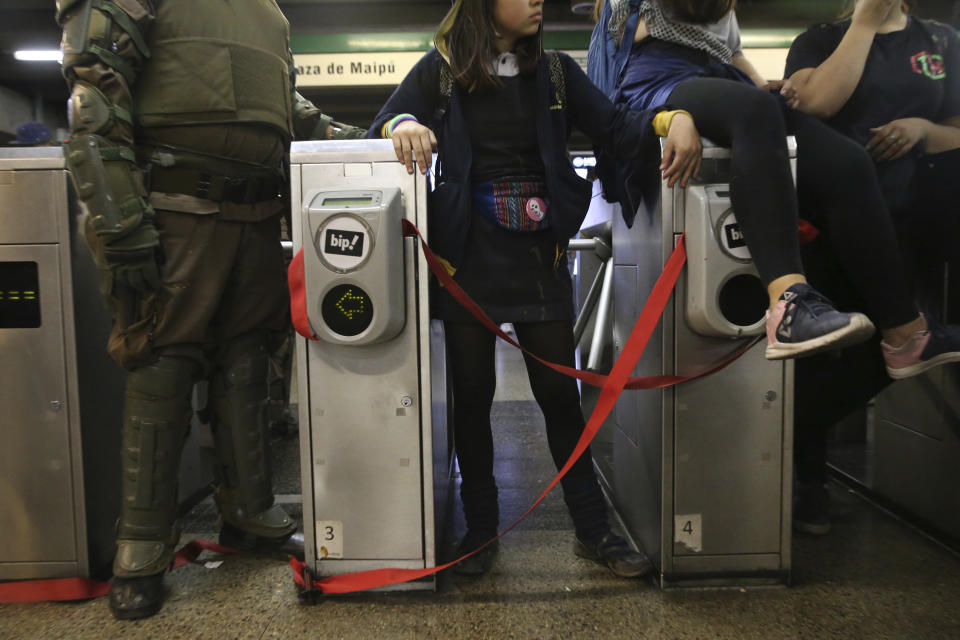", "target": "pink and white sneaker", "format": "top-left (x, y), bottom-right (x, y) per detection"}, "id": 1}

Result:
top-left (881, 317), bottom-right (960, 379)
